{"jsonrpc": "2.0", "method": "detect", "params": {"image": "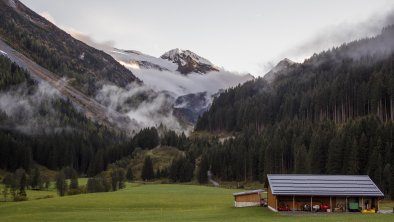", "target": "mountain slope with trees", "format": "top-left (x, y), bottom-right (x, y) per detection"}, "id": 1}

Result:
top-left (194, 26), bottom-right (394, 199)
top-left (197, 26), bottom-right (394, 131)
top-left (0, 54), bottom-right (135, 175)
top-left (0, 0), bottom-right (140, 95)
